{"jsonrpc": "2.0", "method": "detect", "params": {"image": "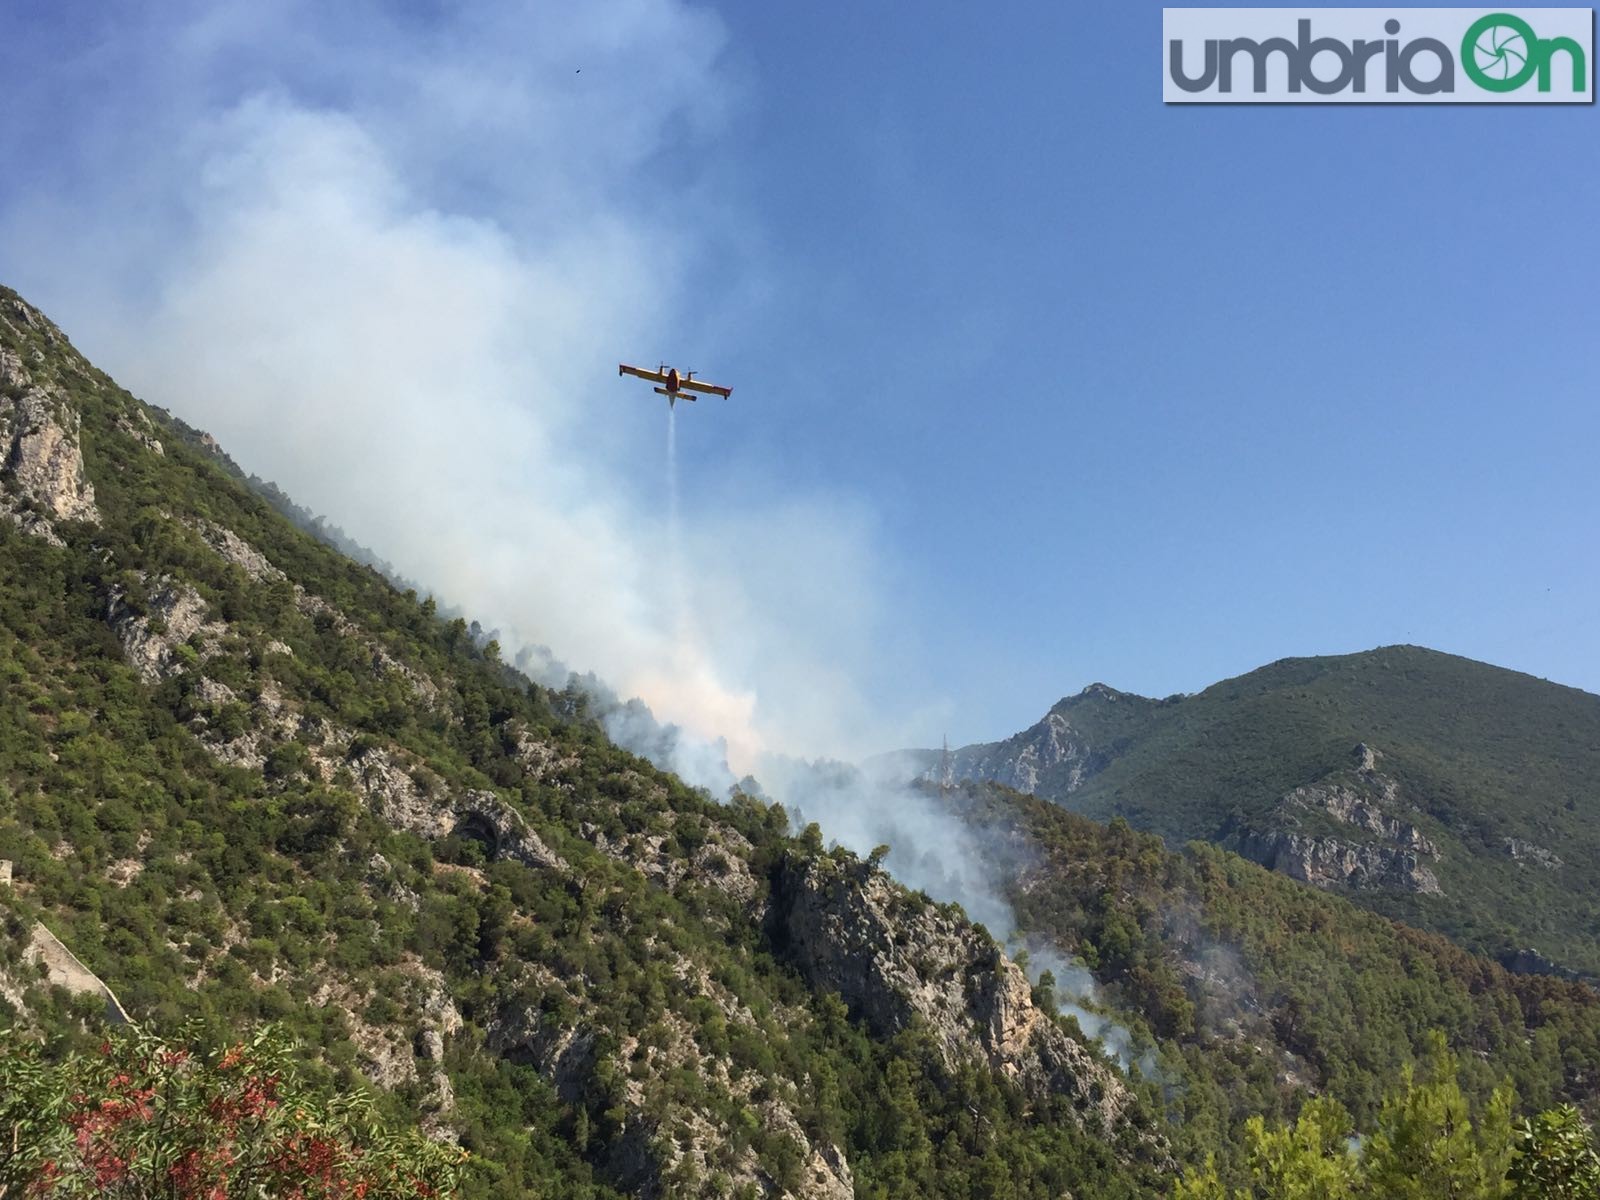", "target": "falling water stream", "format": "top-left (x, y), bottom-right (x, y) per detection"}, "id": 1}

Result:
top-left (666, 405), bottom-right (688, 643)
